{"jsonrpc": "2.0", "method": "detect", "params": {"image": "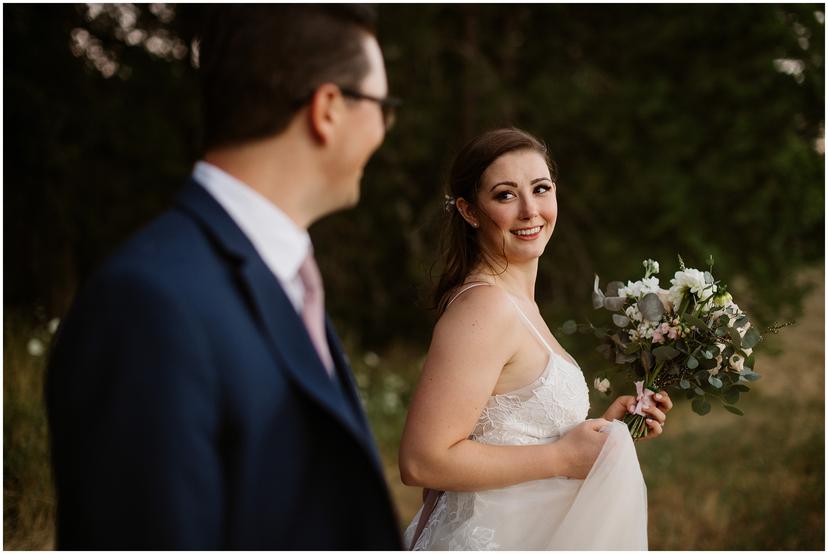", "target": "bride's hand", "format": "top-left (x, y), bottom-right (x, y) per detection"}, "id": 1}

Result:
top-left (556, 418), bottom-right (611, 479)
top-left (601, 391), bottom-right (674, 441)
